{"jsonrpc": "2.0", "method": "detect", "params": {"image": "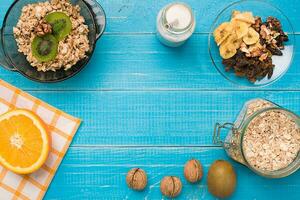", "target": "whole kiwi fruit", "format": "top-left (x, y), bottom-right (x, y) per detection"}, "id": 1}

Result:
top-left (207, 160), bottom-right (236, 198)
